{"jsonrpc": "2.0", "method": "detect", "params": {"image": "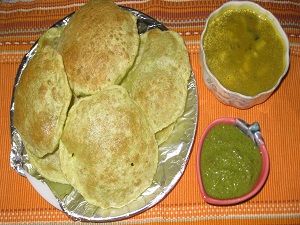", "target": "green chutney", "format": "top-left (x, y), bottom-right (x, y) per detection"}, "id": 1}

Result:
top-left (201, 124), bottom-right (262, 199)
